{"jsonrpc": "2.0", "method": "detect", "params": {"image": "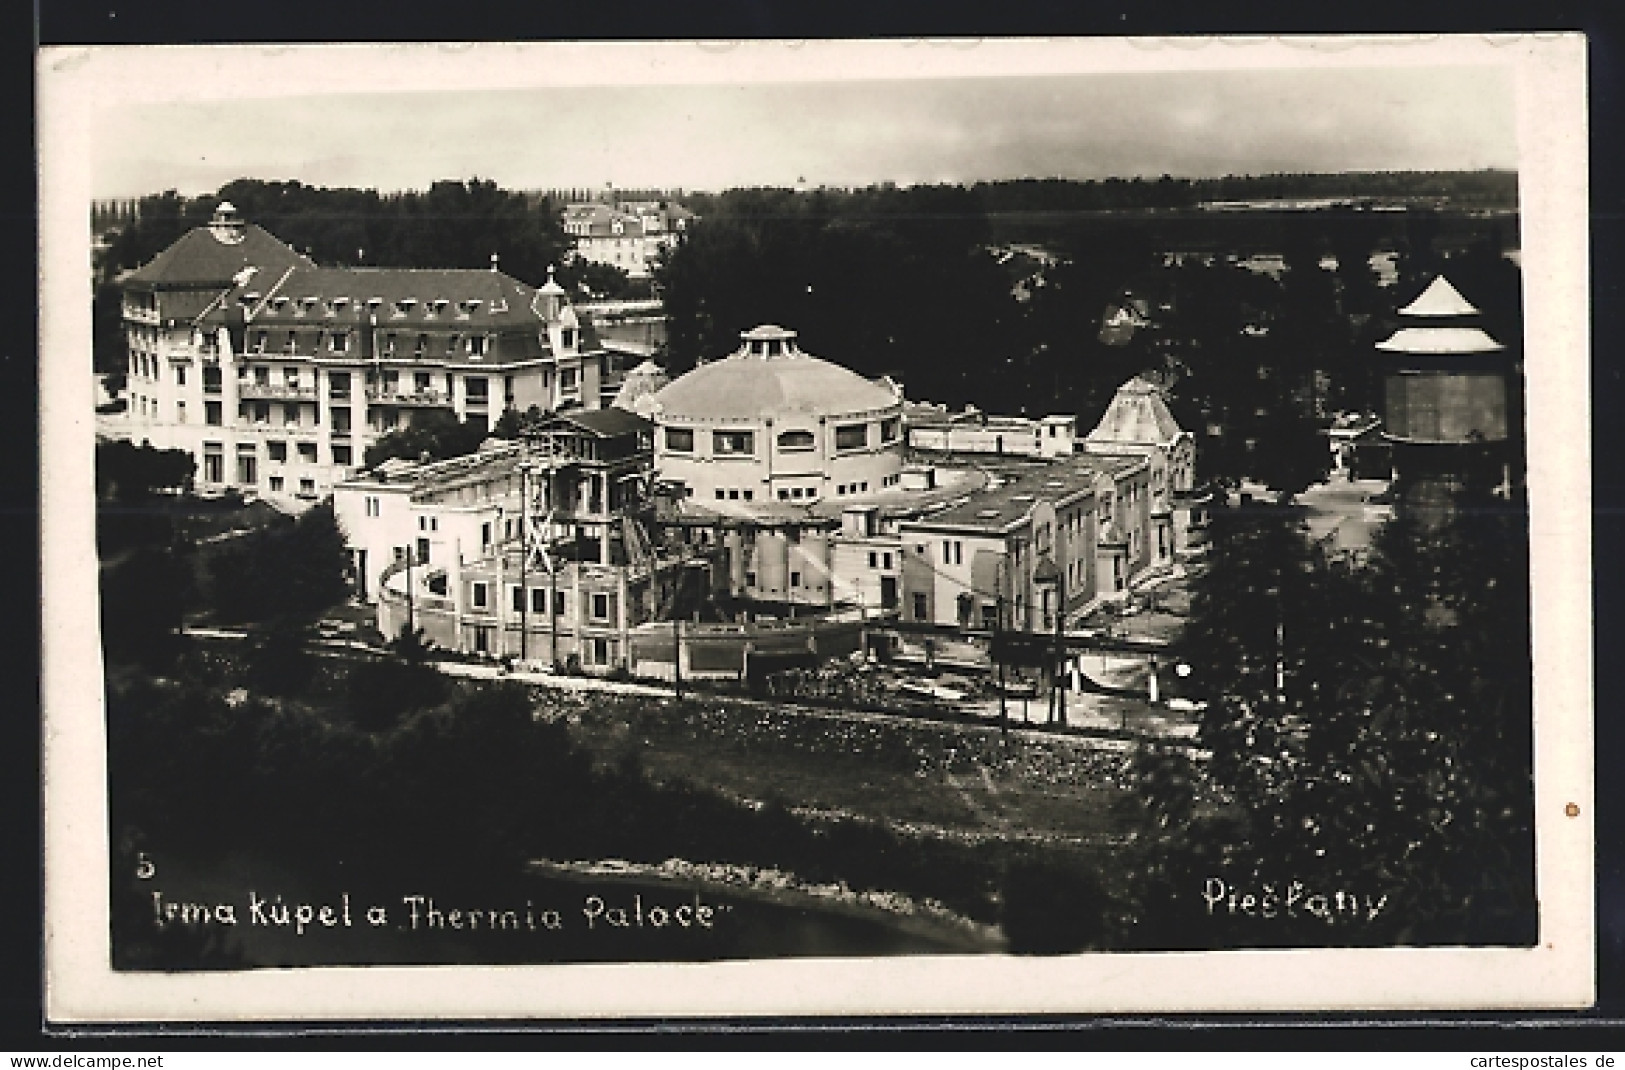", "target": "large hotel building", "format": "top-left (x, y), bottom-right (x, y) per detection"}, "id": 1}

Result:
top-left (117, 203), bottom-right (615, 501)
